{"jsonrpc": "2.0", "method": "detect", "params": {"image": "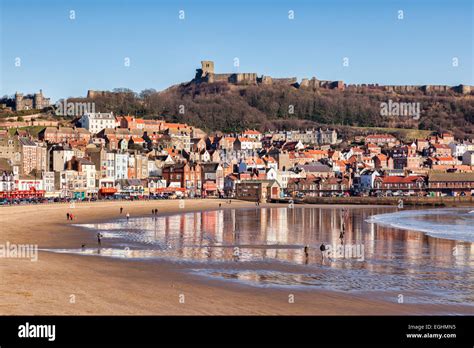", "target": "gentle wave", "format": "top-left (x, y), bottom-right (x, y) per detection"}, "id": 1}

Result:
top-left (366, 208), bottom-right (474, 242)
